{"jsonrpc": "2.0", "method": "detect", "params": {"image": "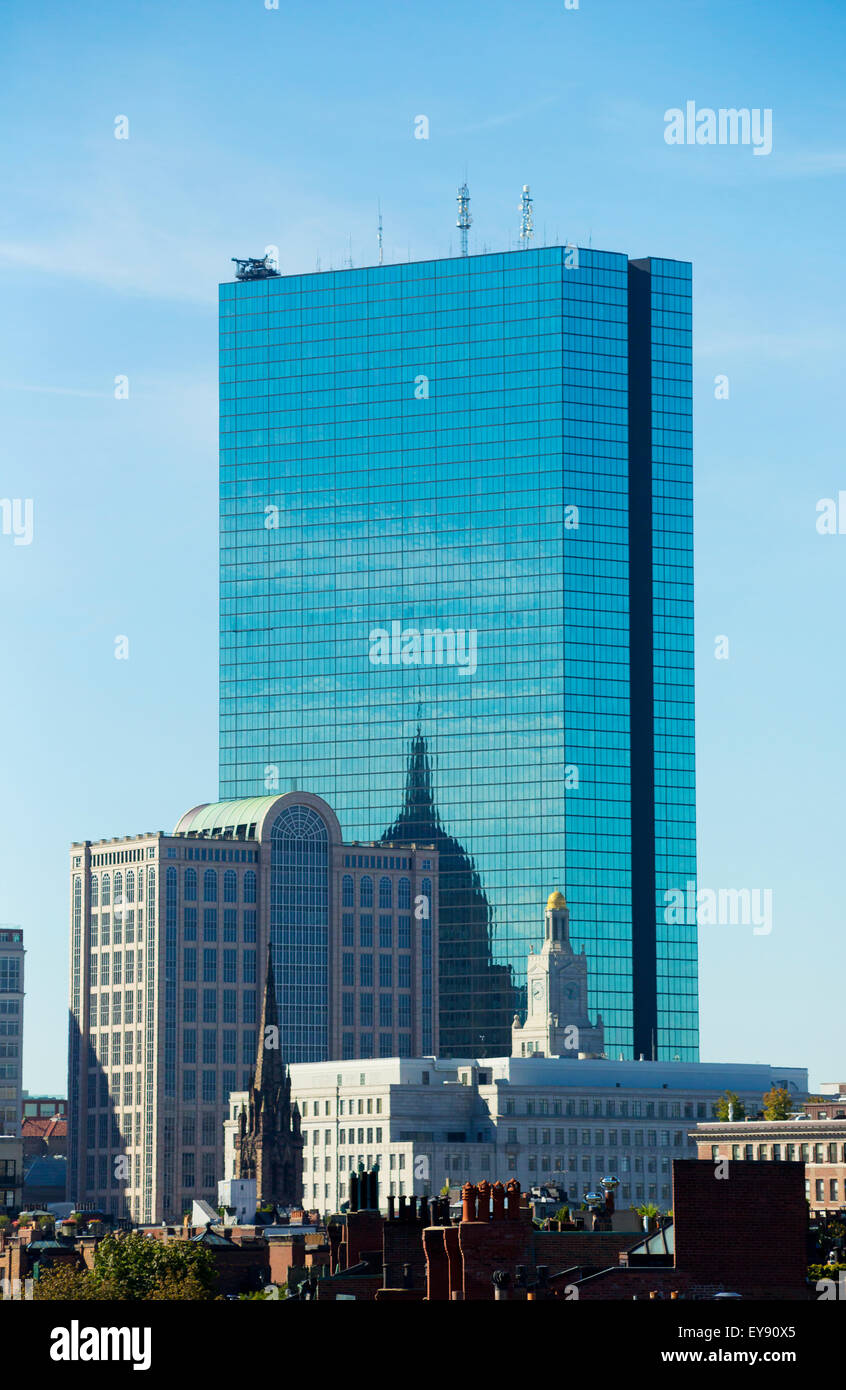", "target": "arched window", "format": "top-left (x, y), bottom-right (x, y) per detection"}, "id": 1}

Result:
top-left (244, 870), bottom-right (256, 904)
top-left (379, 876), bottom-right (392, 909)
top-left (223, 870), bottom-right (237, 903)
top-left (166, 866), bottom-right (178, 925)
top-left (421, 878), bottom-right (432, 917)
top-left (203, 869), bottom-right (217, 903)
top-left (269, 804), bottom-right (329, 1062)
top-left (91, 876), bottom-right (99, 909)
top-left (398, 877), bottom-right (411, 910)
top-left (184, 868), bottom-right (197, 901)
top-left (342, 874), bottom-right (354, 907)
top-left (113, 871), bottom-right (123, 907)
top-left (125, 869), bottom-right (135, 903)
top-left (101, 873), bottom-right (111, 907)
top-left (360, 875), bottom-right (373, 908)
